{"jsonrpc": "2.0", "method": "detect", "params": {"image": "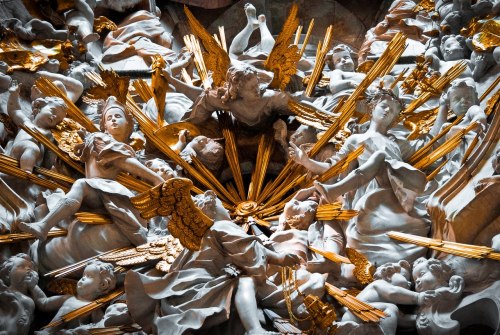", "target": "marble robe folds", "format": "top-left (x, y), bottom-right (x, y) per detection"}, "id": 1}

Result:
top-left (125, 220), bottom-right (268, 335)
